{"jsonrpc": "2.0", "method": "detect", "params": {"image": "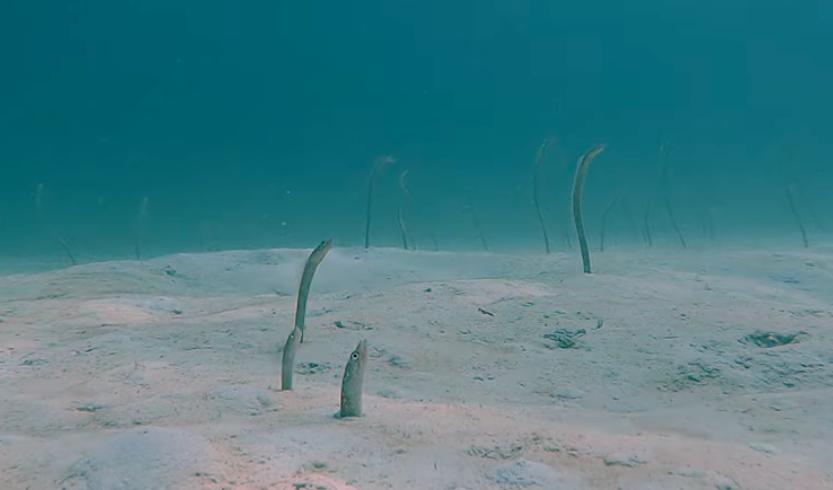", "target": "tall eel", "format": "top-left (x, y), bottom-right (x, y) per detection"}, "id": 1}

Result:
top-left (533, 138), bottom-right (554, 254)
top-left (295, 239), bottom-right (333, 343)
top-left (364, 156), bottom-right (395, 248)
top-left (571, 144), bottom-right (606, 274)
top-left (786, 185), bottom-right (809, 248)
top-left (659, 145), bottom-right (686, 248)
